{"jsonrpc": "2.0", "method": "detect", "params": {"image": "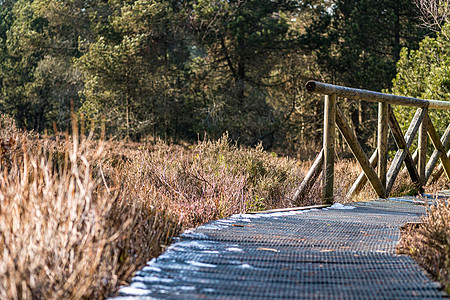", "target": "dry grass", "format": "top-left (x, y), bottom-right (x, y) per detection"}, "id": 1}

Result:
top-left (398, 199), bottom-right (450, 293)
top-left (0, 116), bottom-right (181, 299)
top-left (2, 113), bottom-right (448, 298)
top-left (0, 117), bottom-right (323, 299)
top-left (117, 134), bottom-right (315, 226)
top-left (396, 166), bottom-right (450, 294)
